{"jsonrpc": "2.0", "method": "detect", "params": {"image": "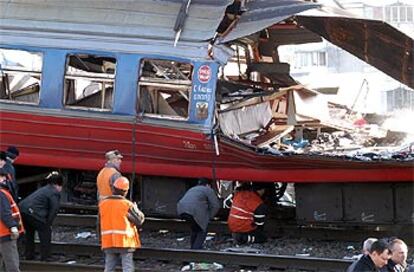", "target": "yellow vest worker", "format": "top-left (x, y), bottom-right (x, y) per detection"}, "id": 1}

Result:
top-left (99, 176), bottom-right (144, 272)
